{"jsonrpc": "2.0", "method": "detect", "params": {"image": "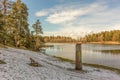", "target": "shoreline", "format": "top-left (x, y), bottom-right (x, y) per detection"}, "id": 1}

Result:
top-left (54, 56), bottom-right (120, 74)
top-left (86, 41), bottom-right (120, 45)
top-left (45, 41), bottom-right (120, 45)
